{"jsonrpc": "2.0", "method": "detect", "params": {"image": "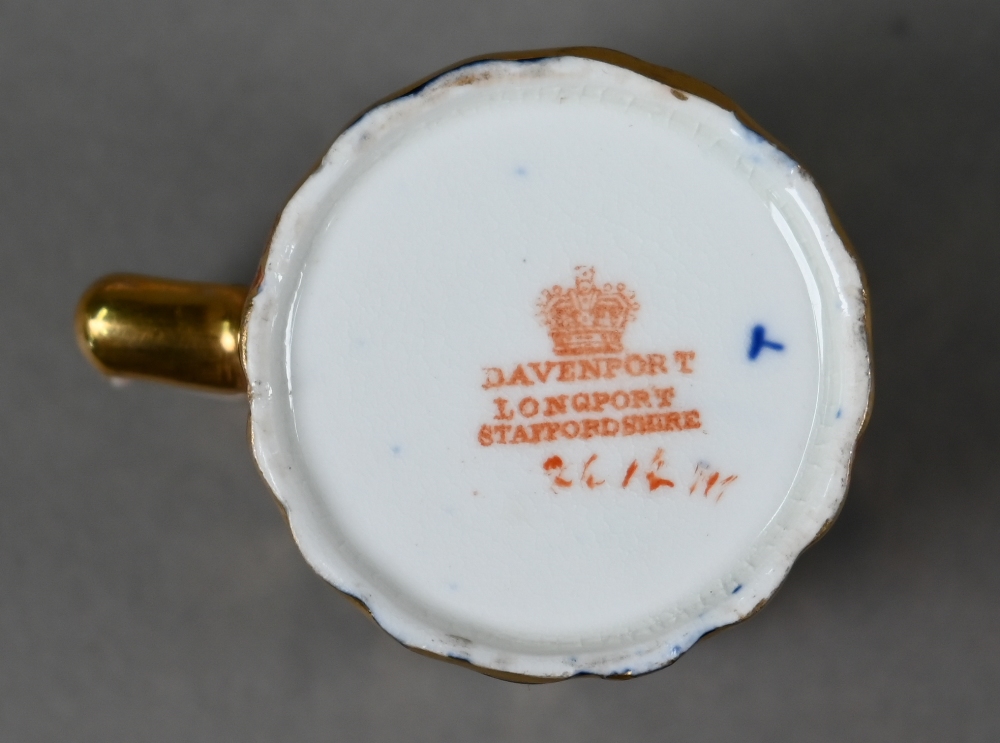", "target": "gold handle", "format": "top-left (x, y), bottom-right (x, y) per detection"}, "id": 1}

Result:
top-left (75, 274), bottom-right (249, 393)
